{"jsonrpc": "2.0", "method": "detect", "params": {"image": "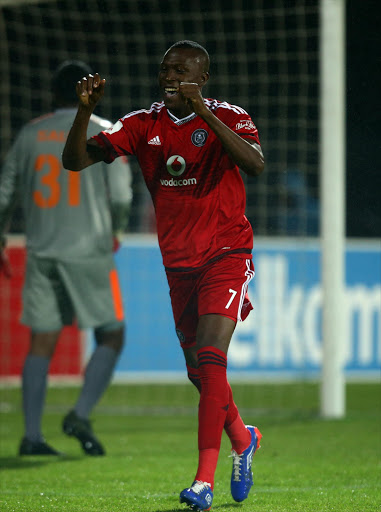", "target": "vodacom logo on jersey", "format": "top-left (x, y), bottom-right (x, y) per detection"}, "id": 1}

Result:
top-left (160, 155), bottom-right (197, 187)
